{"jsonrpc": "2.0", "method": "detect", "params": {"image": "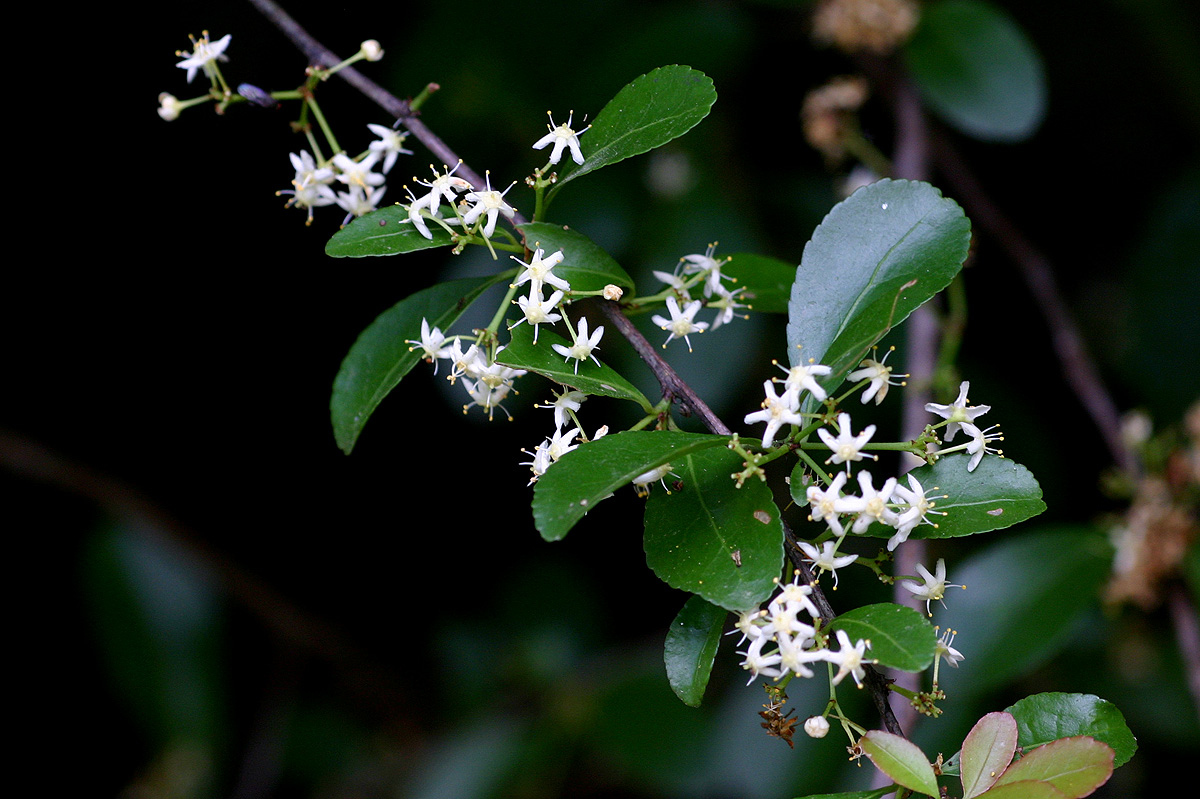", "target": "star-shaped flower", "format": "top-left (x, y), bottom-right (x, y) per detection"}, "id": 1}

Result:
top-left (512, 247), bottom-right (571, 293)
top-left (552, 317), bottom-right (604, 374)
top-left (404, 318), bottom-right (451, 370)
top-left (960, 422), bottom-right (1004, 472)
top-left (415, 162), bottom-right (473, 218)
top-left (744, 380), bottom-right (804, 448)
top-left (532, 111), bottom-right (589, 165)
top-left (332, 152), bottom-right (385, 190)
top-left (849, 470), bottom-right (899, 534)
top-left (537, 389), bottom-right (586, 430)
top-left (797, 540), bottom-right (859, 588)
top-left (900, 558), bottom-right (964, 616)
top-left (925, 381), bottom-right (990, 441)
top-left (366, 123), bottom-right (413, 173)
top-left (935, 627), bottom-right (964, 668)
top-left (847, 346), bottom-right (907, 405)
top-left (806, 471), bottom-right (864, 537)
top-left (823, 630), bottom-right (871, 688)
top-left (176, 32), bottom-right (232, 84)
top-left (889, 474), bottom-right (946, 550)
top-left (775, 358), bottom-right (833, 403)
top-left (512, 288), bottom-right (564, 343)
top-left (462, 171), bottom-right (517, 238)
top-left (817, 413), bottom-right (877, 473)
top-left (651, 296), bottom-right (708, 352)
